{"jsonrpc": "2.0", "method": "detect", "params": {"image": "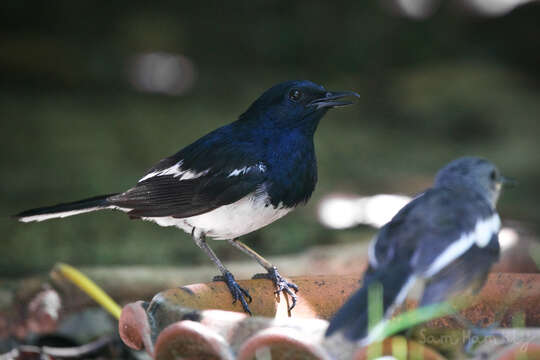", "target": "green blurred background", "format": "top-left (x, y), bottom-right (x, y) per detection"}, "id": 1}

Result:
top-left (1, 1), bottom-right (539, 277)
